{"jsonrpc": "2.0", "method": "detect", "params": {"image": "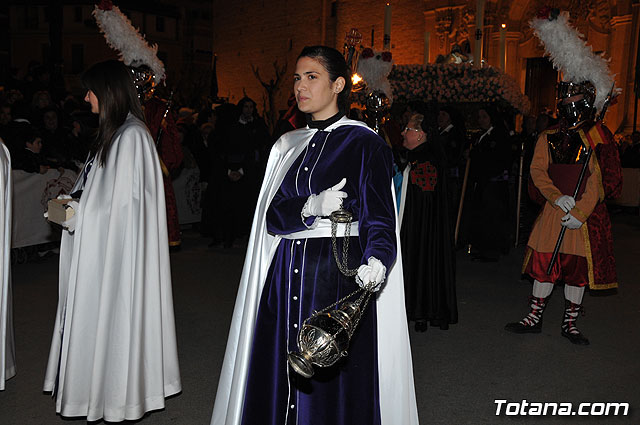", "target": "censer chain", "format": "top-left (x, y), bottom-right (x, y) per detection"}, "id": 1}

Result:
top-left (331, 213), bottom-right (358, 276)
